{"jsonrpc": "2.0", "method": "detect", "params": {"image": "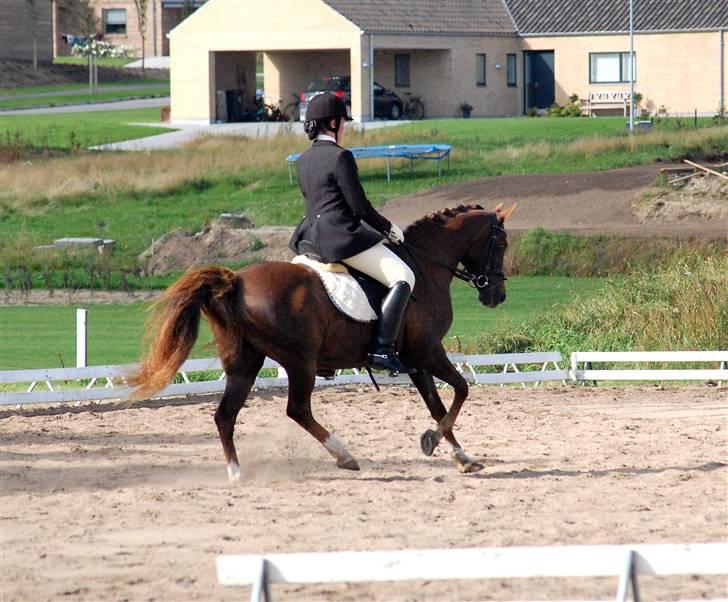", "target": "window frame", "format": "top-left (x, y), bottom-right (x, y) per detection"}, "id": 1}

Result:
top-left (506, 53), bottom-right (517, 87)
top-left (394, 54), bottom-right (410, 88)
top-left (589, 52), bottom-right (636, 84)
top-left (103, 8), bottom-right (127, 35)
top-left (476, 53), bottom-right (486, 87)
